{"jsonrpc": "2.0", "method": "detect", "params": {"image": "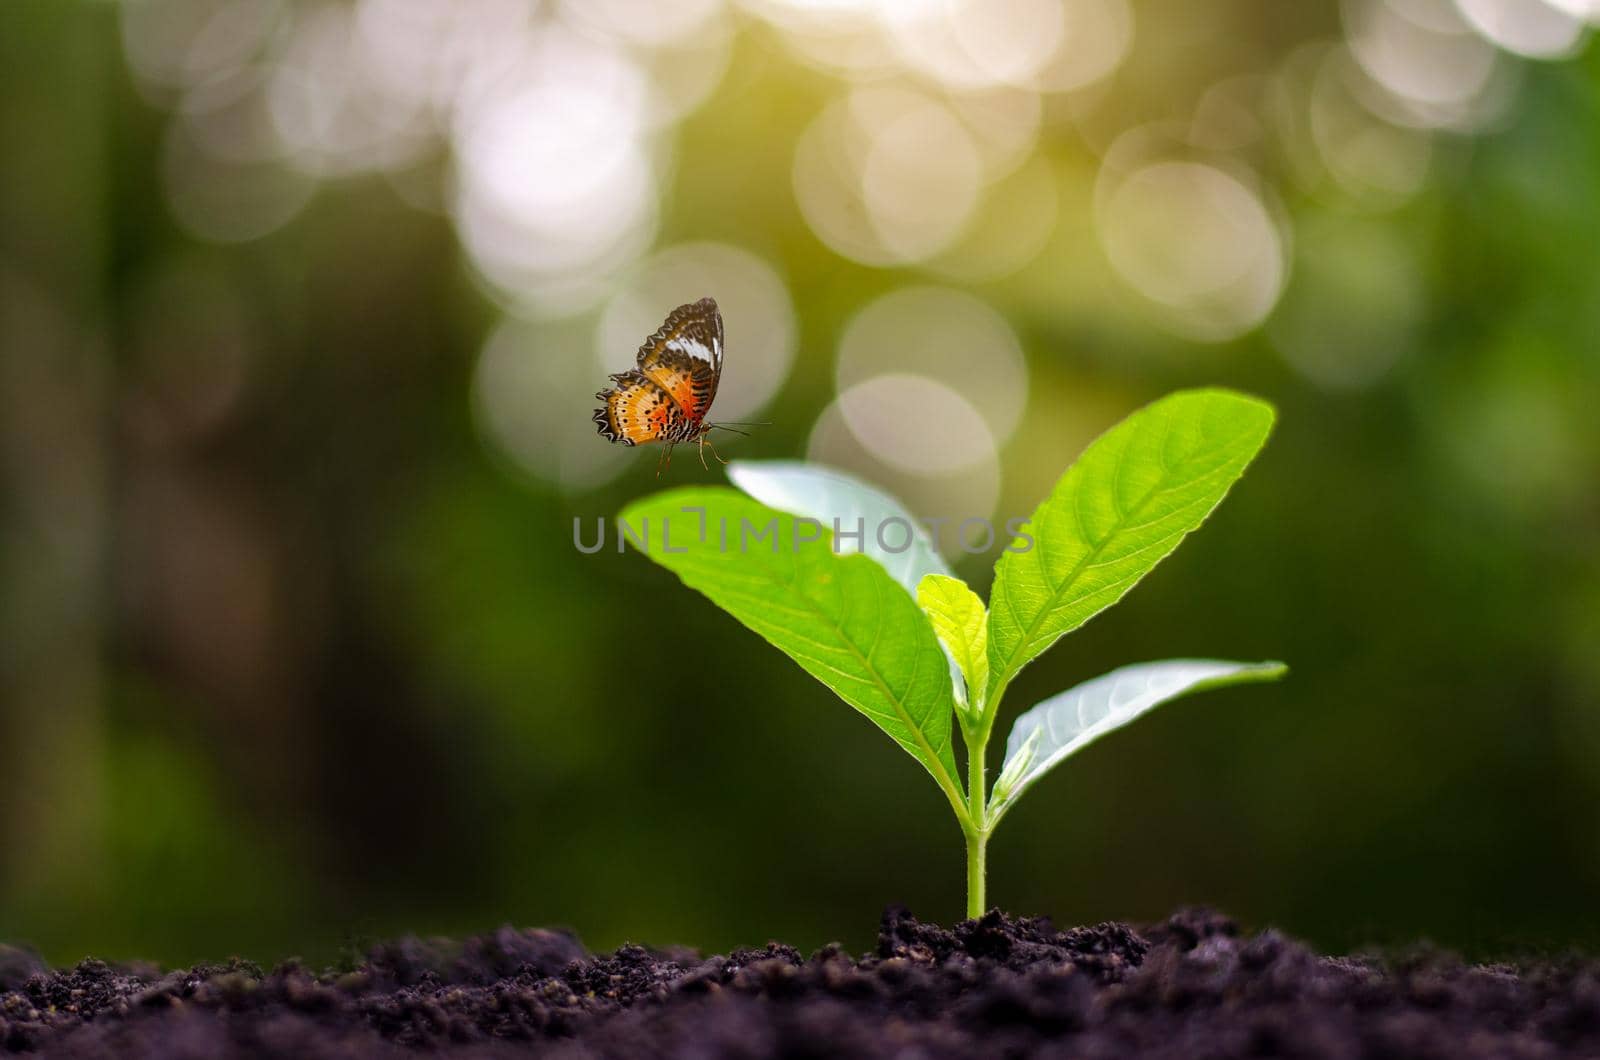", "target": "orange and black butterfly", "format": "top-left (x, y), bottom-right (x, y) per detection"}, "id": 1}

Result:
top-left (593, 297), bottom-right (751, 474)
